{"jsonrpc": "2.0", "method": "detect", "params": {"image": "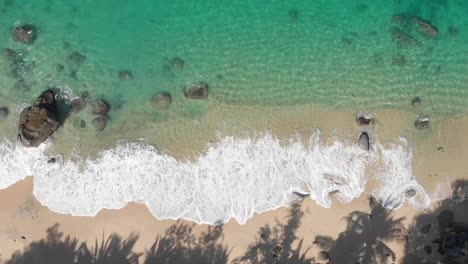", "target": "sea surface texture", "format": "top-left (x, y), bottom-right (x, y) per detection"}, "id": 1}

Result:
top-left (0, 0), bottom-right (467, 224)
